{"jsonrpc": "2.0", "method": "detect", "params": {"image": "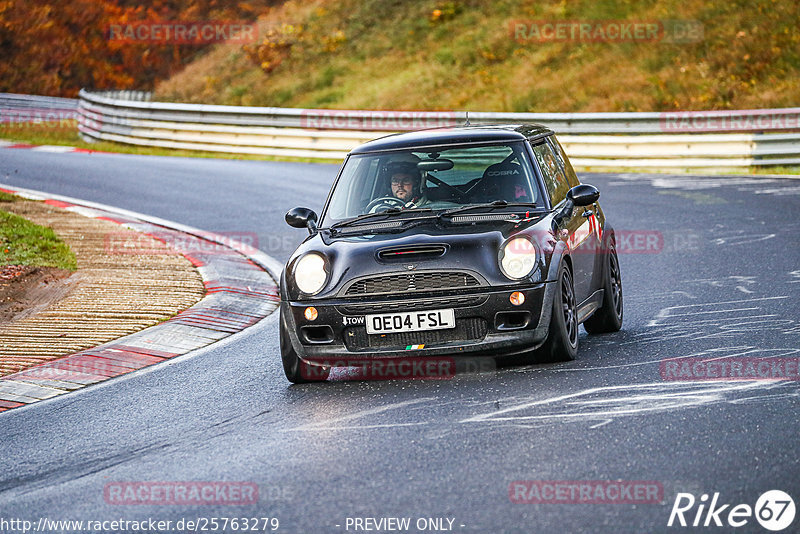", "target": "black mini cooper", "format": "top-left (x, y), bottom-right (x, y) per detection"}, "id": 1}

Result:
top-left (280, 125), bottom-right (622, 383)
